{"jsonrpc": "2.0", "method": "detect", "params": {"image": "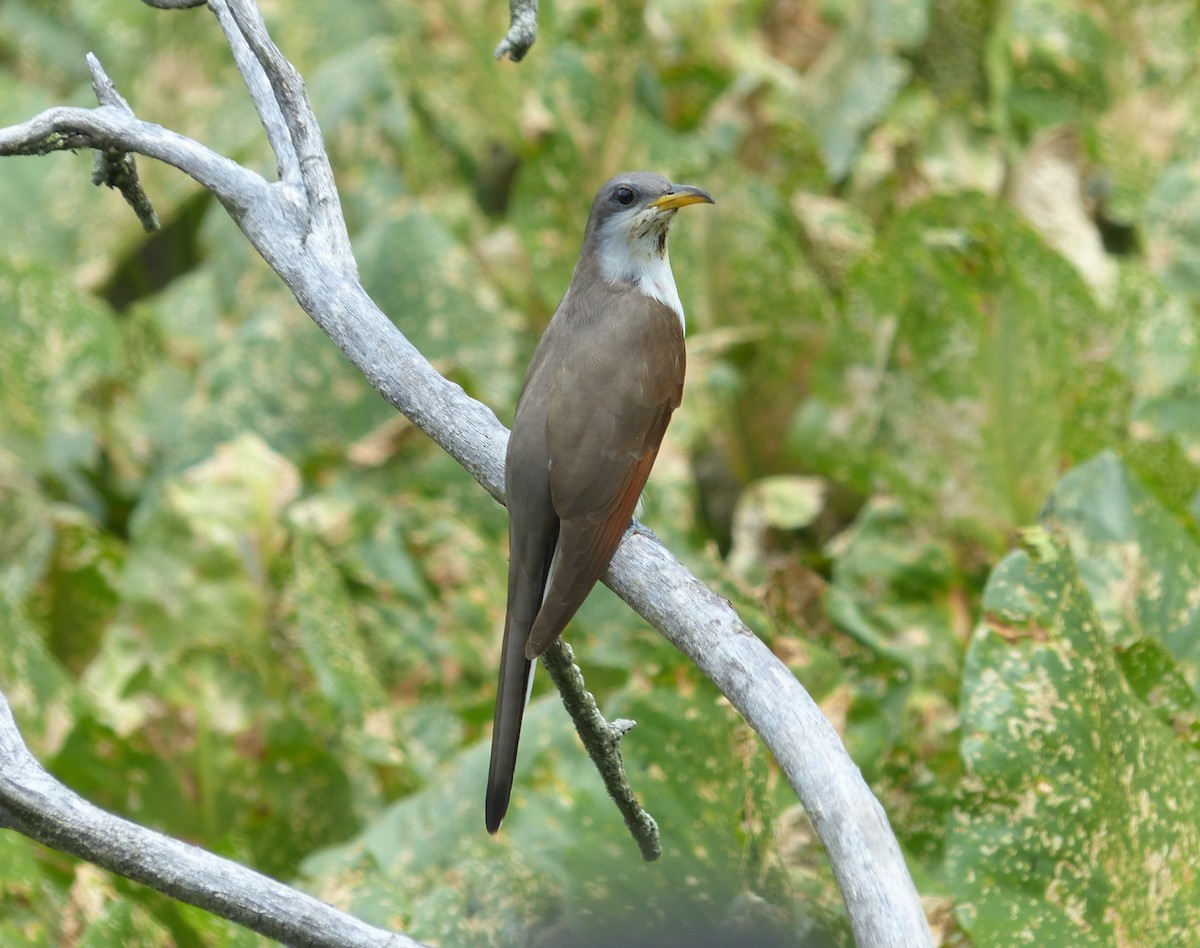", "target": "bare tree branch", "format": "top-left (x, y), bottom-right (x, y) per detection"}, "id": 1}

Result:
top-left (494, 0), bottom-right (538, 62)
top-left (0, 103), bottom-right (267, 215)
top-left (0, 1), bottom-right (933, 944)
top-left (0, 691), bottom-right (423, 948)
top-left (542, 640), bottom-right (660, 862)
